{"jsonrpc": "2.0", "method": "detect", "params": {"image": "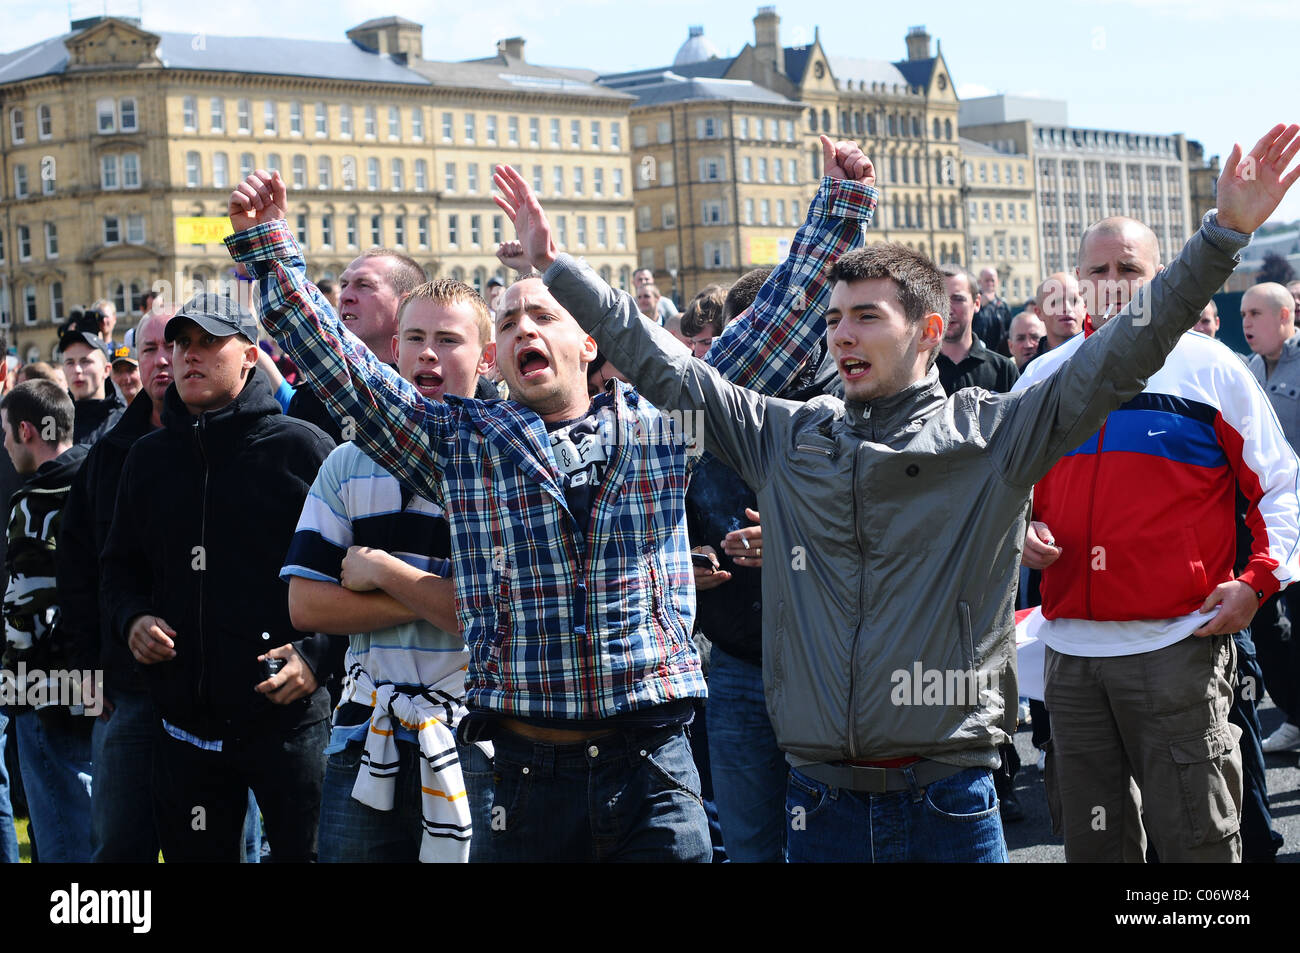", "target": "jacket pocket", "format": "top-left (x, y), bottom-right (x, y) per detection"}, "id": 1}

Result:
top-left (957, 601), bottom-right (977, 712)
